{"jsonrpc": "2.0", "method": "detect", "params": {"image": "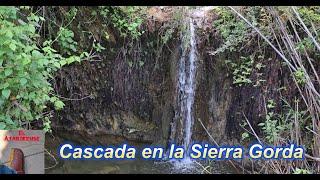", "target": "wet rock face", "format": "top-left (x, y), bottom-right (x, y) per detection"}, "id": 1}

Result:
top-left (193, 52), bottom-right (233, 144)
top-left (50, 7), bottom-right (265, 147)
top-left (50, 7), bottom-right (317, 151)
top-left (52, 28), bottom-right (178, 144)
top-left (54, 110), bottom-right (156, 142)
top-left (51, 8), bottom-right (234, 145)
